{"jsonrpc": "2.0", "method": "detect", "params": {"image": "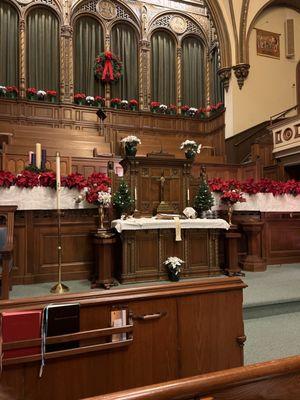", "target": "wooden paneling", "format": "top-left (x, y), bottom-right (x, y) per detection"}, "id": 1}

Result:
top-left (0, 278), bottom-right (246, 400)
top-left (12, 210), bottom-right (98, 284)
